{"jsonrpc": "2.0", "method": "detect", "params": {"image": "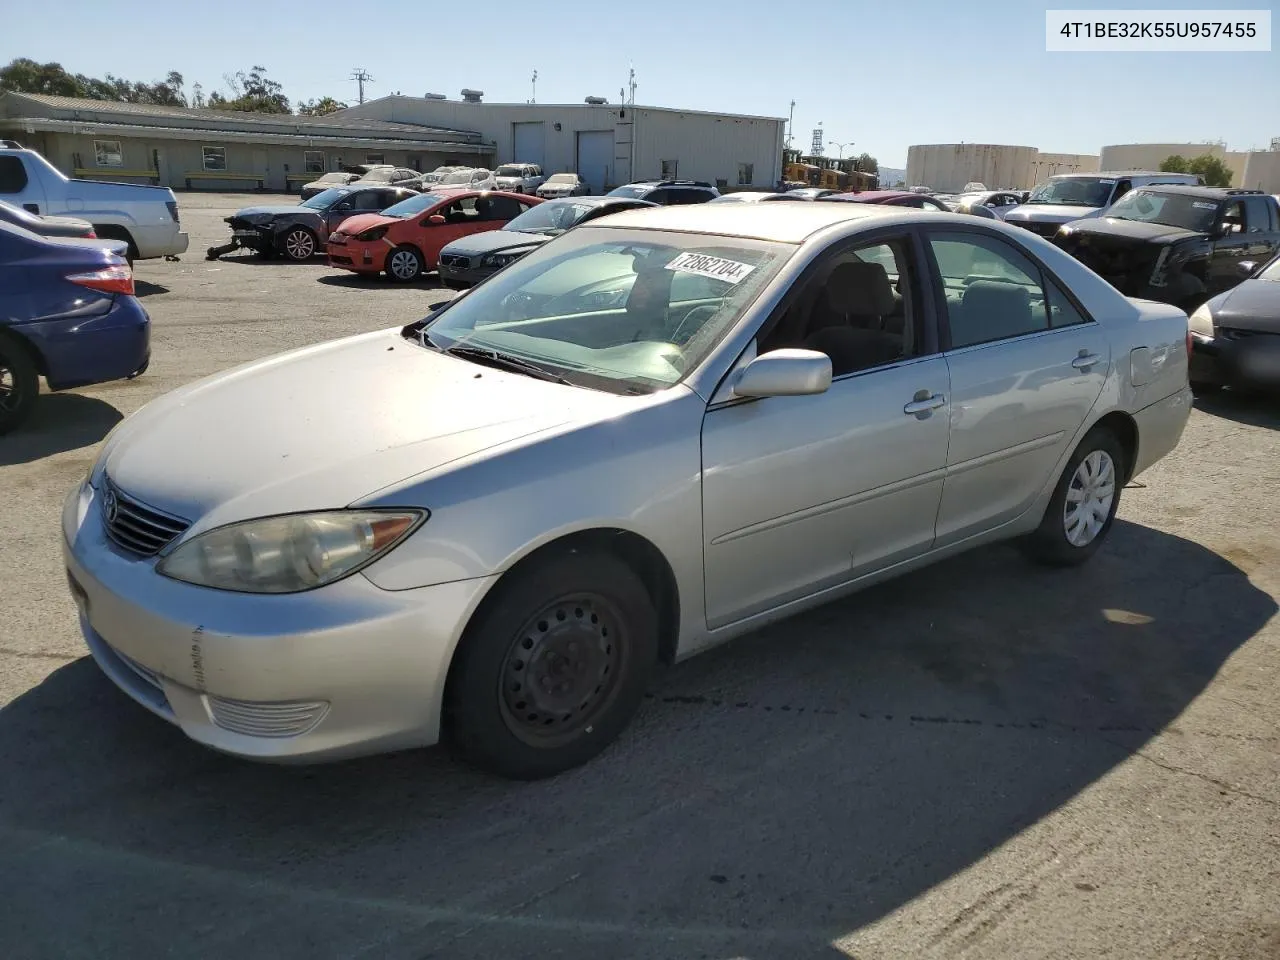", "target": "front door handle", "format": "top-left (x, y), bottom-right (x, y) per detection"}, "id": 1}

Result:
top-left (904, 392), bottom-right (946, 416)
top-left (1072, 352), bottom-right (1102, 370)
